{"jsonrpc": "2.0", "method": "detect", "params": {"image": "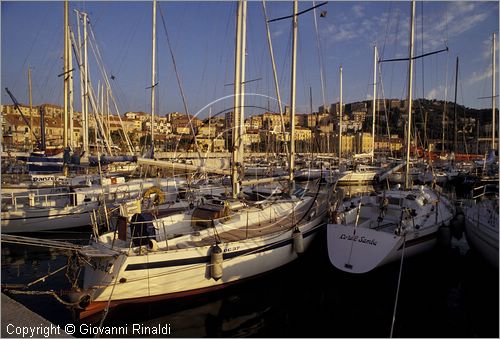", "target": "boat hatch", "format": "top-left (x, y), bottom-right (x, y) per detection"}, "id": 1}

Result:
top-left (191, 204), bottom-right (228, 230)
